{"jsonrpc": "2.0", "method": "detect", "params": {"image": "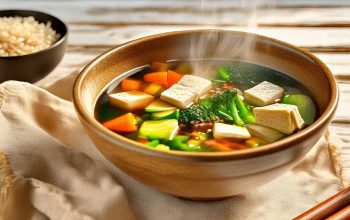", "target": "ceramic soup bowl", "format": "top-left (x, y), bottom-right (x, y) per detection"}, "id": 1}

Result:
top-left (73, 30), bottom-right (338, 199)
